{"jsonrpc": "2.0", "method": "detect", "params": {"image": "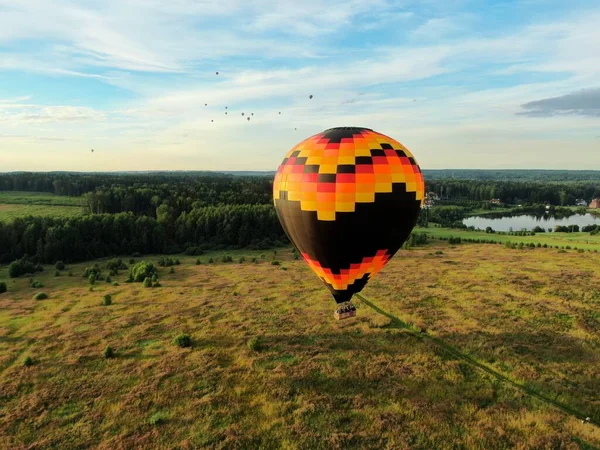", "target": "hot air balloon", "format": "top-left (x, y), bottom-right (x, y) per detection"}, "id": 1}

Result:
top-left (309, 95), bottom-right (313, 99)
top-left (91, 149), bottom-right (94, 153)
top-left (241, 112), bottom-right (245, 116)
top-left (273, 127), bottom-right (424, 318)
top-left (247, 117), bottom-right (250, 121)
